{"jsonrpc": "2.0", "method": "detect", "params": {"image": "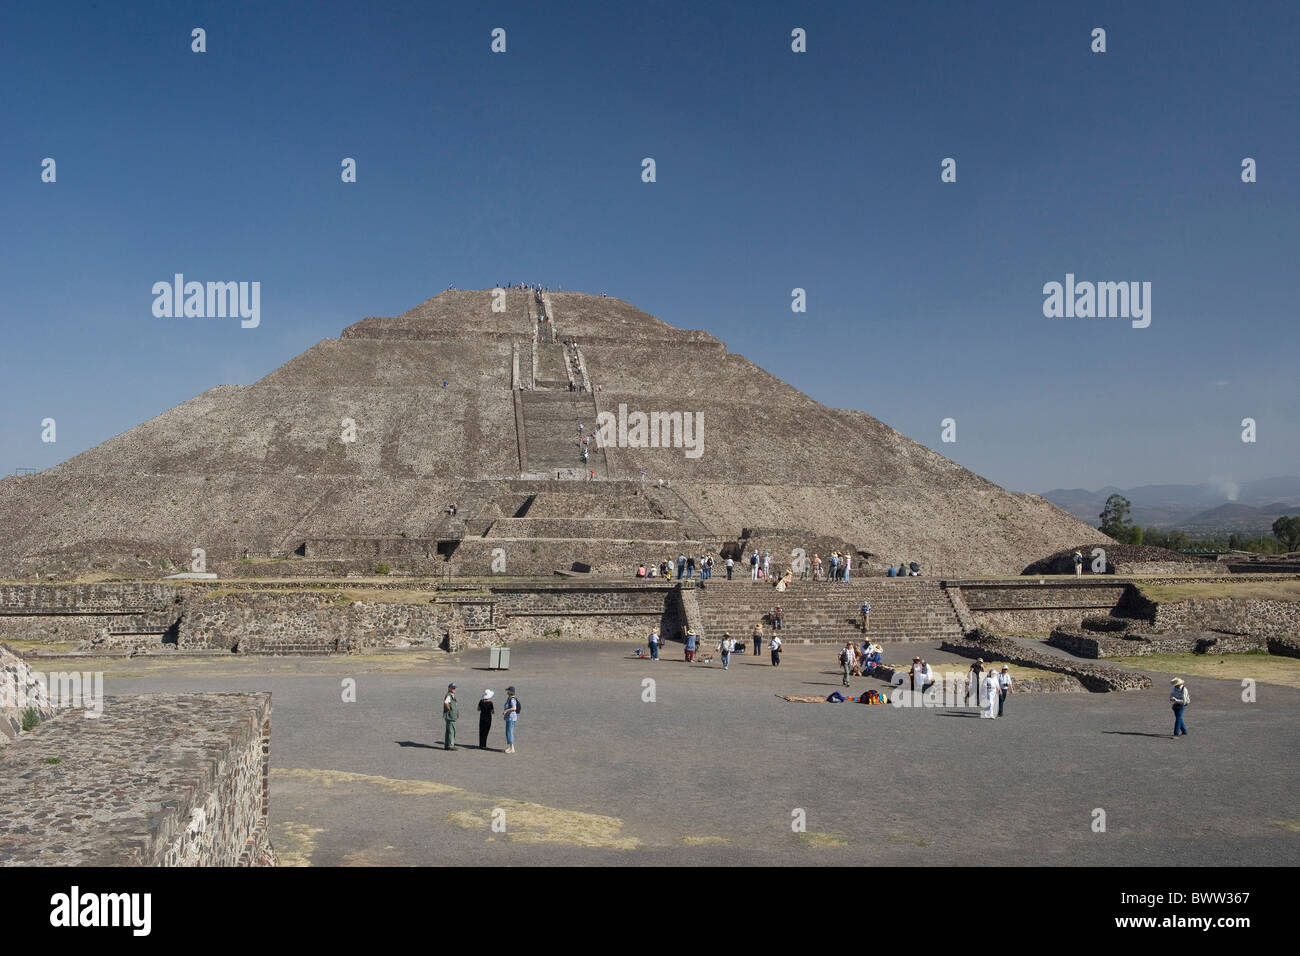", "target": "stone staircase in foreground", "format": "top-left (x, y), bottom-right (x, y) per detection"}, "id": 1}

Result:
top-left (693, 578), bottom-right (964, 645)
